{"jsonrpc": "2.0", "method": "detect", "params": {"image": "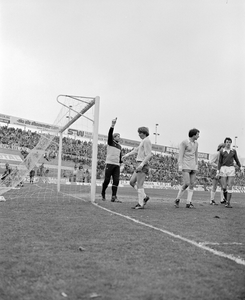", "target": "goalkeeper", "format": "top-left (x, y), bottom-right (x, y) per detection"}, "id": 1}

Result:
top-left (101, 118), bottom-right (123, 202)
